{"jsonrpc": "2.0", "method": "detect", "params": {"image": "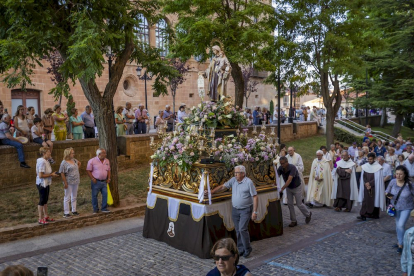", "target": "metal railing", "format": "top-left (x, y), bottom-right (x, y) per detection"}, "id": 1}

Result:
top-left (335, 118), bottom-right (396, 143)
